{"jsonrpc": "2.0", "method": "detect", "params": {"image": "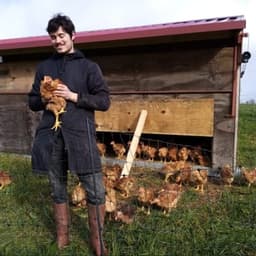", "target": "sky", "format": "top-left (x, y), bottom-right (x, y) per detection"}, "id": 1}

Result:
top-left (0, 0), bottom-right (254, 102)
